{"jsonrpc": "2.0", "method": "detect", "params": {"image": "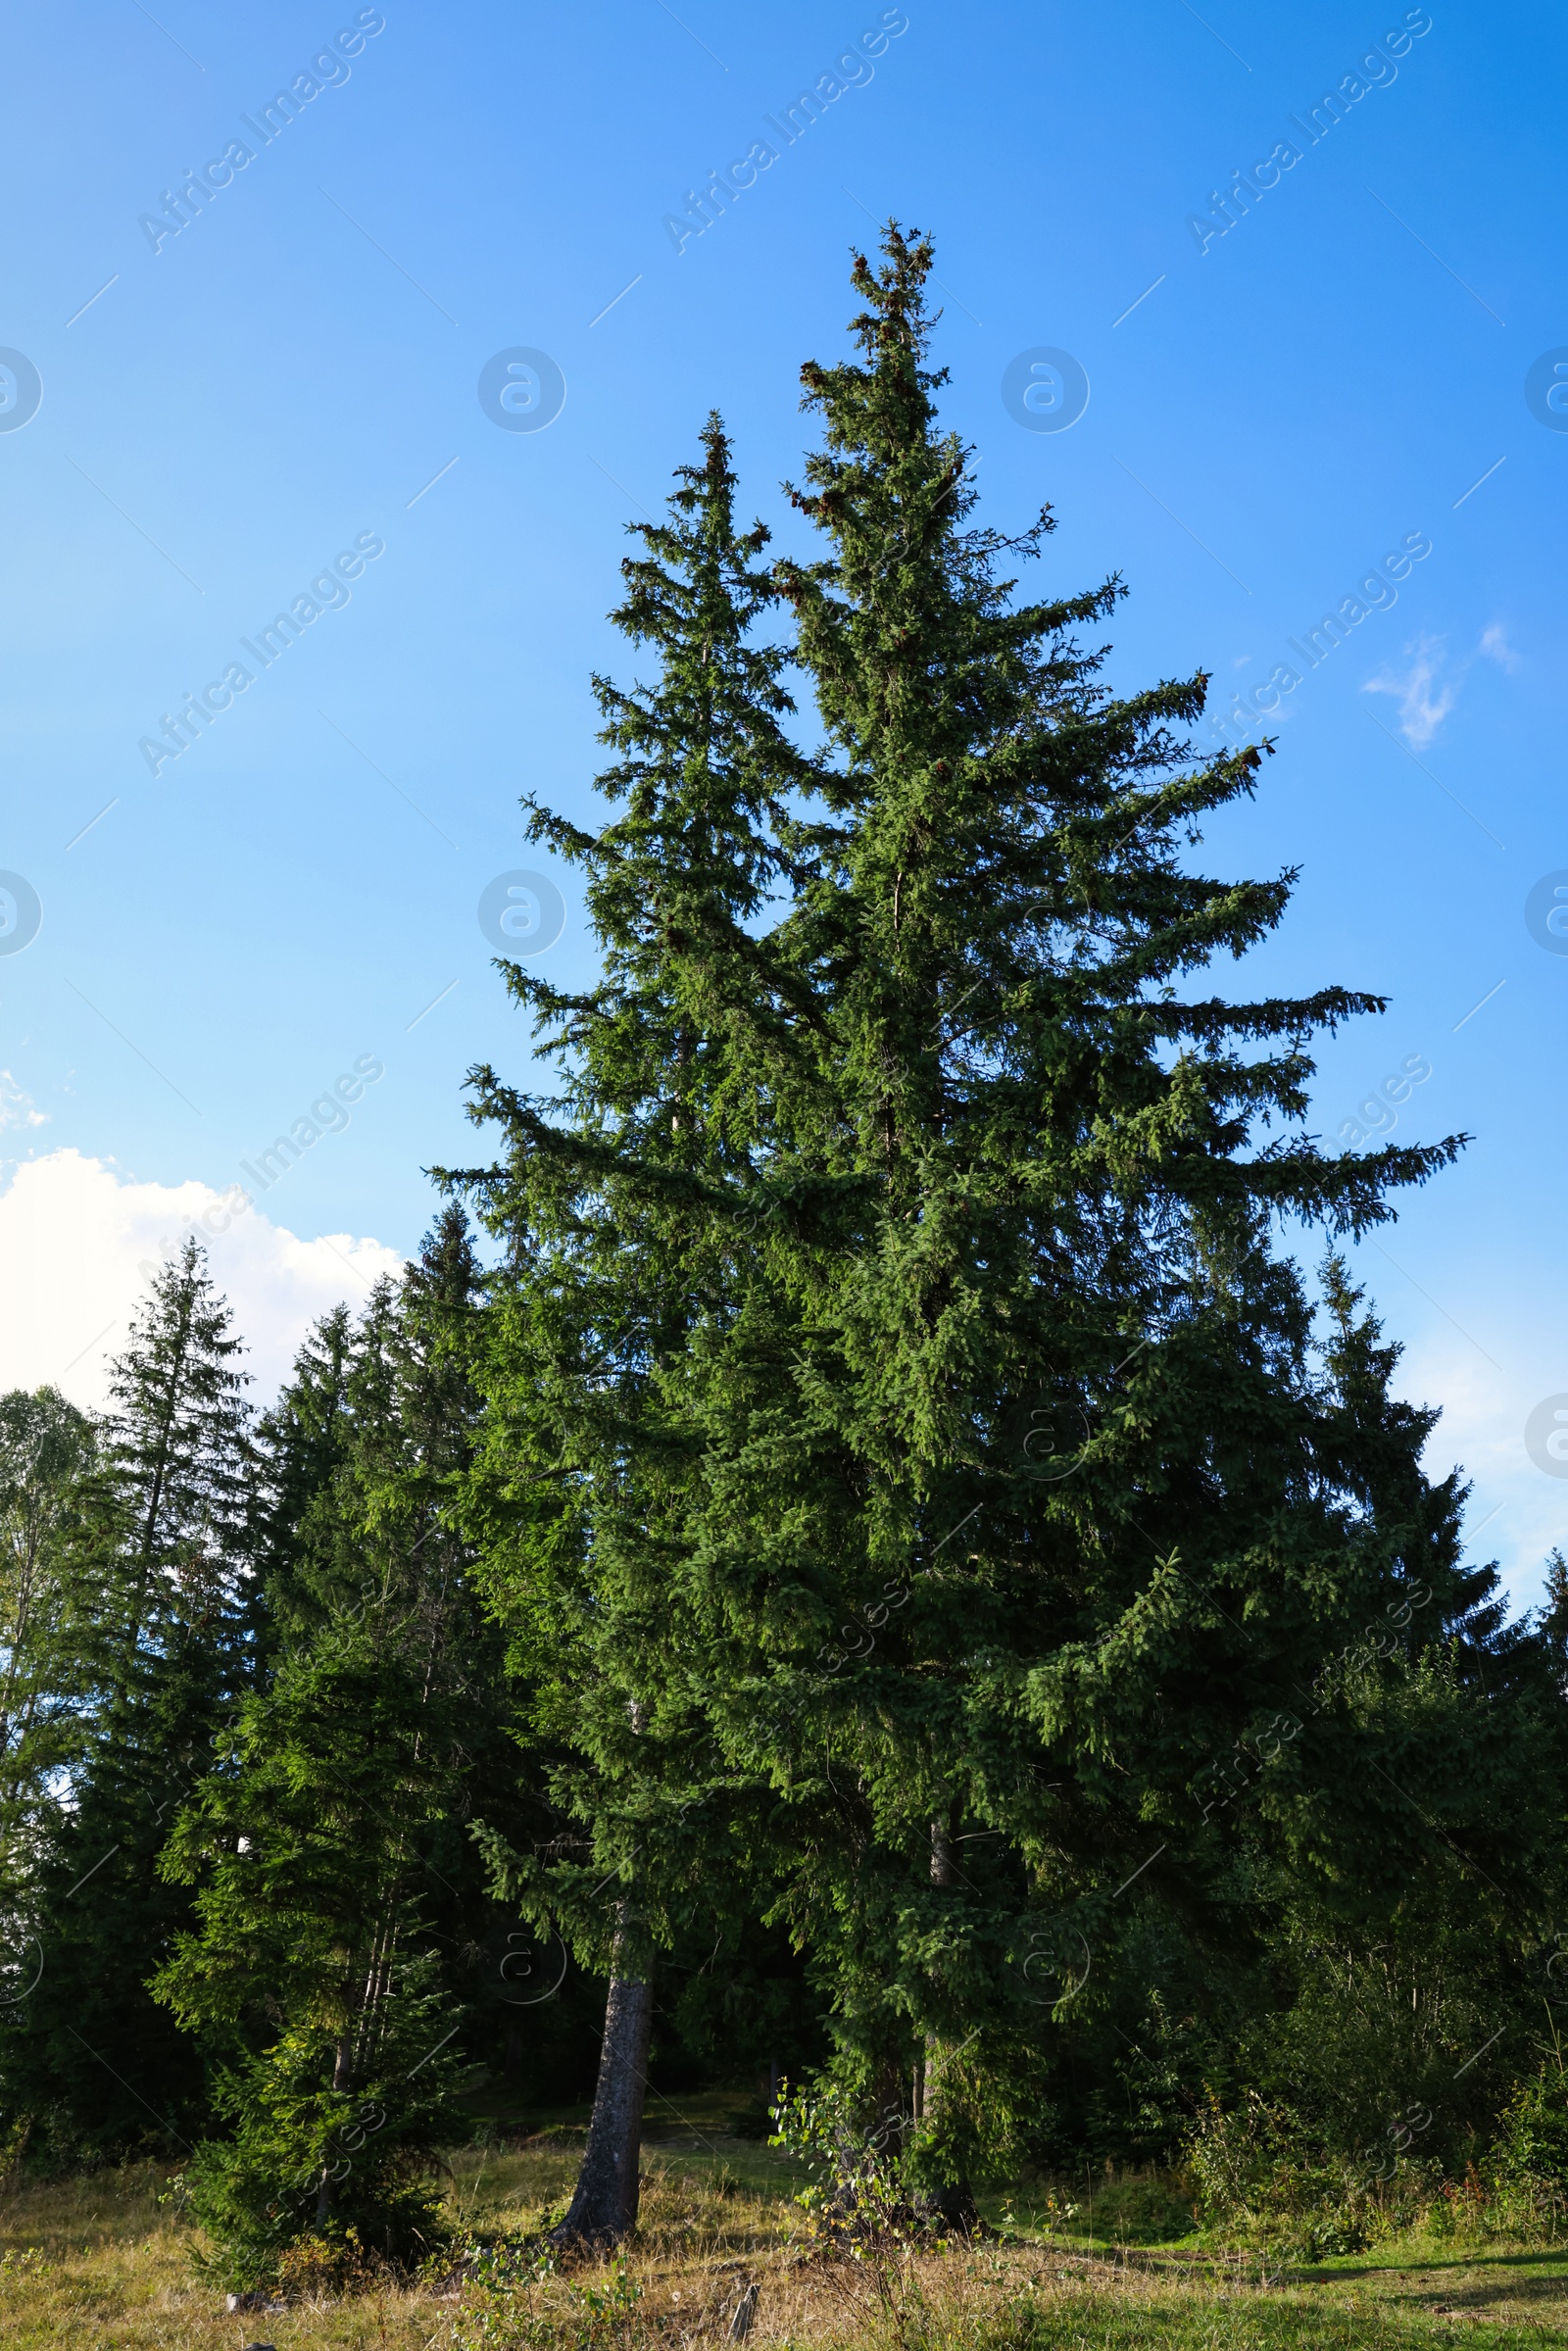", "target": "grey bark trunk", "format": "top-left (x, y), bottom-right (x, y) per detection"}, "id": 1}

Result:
top-left (317, 2033), bottom-right (356, 2222)
top-left (553, 1963), bottom-right (653, 2248)
top-left (922, 1818), bottom-right (978, 2233)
